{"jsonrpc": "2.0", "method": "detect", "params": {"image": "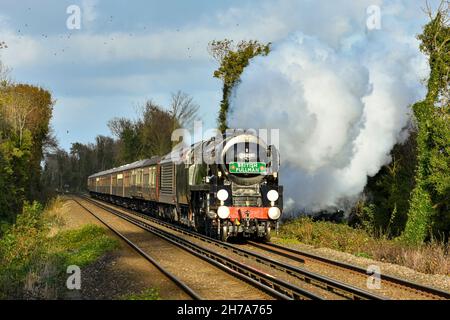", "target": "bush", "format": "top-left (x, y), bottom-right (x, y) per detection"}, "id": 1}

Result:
top-left (279, 218), bottom-right (372, 254)
top-left (402, 183), bottom-right (433, 245)
top-left (277, 217), bottom-right (449, 275)
top-left (0, 201), bottom-right (49, 298)
top-left (0, 200), bottom-right (118, 299)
